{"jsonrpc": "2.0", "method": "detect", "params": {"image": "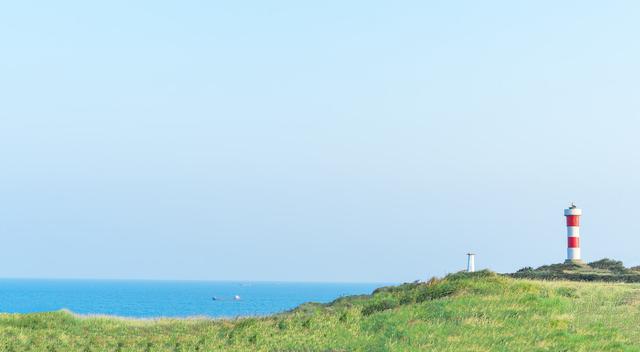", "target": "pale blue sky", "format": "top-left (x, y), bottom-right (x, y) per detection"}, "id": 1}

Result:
top-left (1, 1), bottom-right (639, 282)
